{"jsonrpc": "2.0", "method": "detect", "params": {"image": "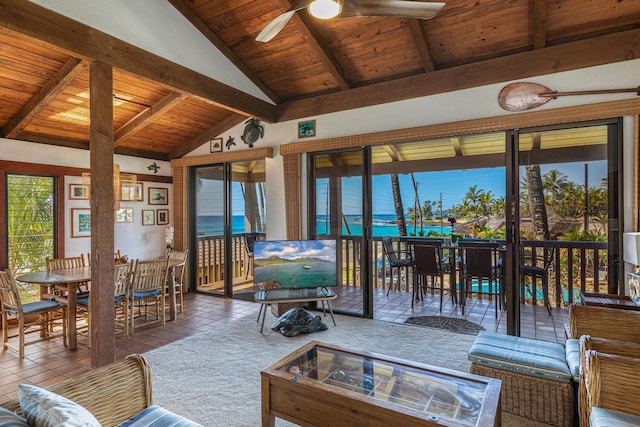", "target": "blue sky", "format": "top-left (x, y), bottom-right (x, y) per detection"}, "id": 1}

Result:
top-left (334, 160), bottom-right (607, 215)
top-left (254, 239), bottom-right (336, 261)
